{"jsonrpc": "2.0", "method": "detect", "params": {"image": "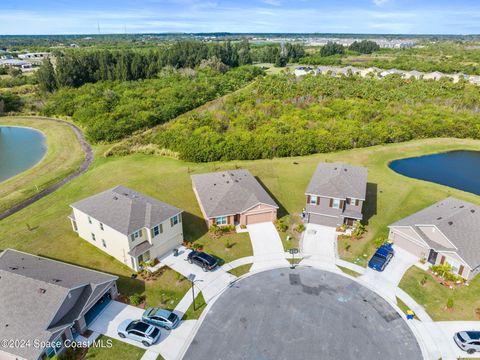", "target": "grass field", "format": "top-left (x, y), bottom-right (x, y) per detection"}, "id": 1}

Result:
top-left (0, 116), bottom-right (84, 213)
top-left (228, 263), bottom-right (252, 277)
top-left (83, 336), bottom-right (146, 360)
top-left (399, 266), bottom-right (480, 321)
top-left (1, 134), bottom-right (480, 318)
